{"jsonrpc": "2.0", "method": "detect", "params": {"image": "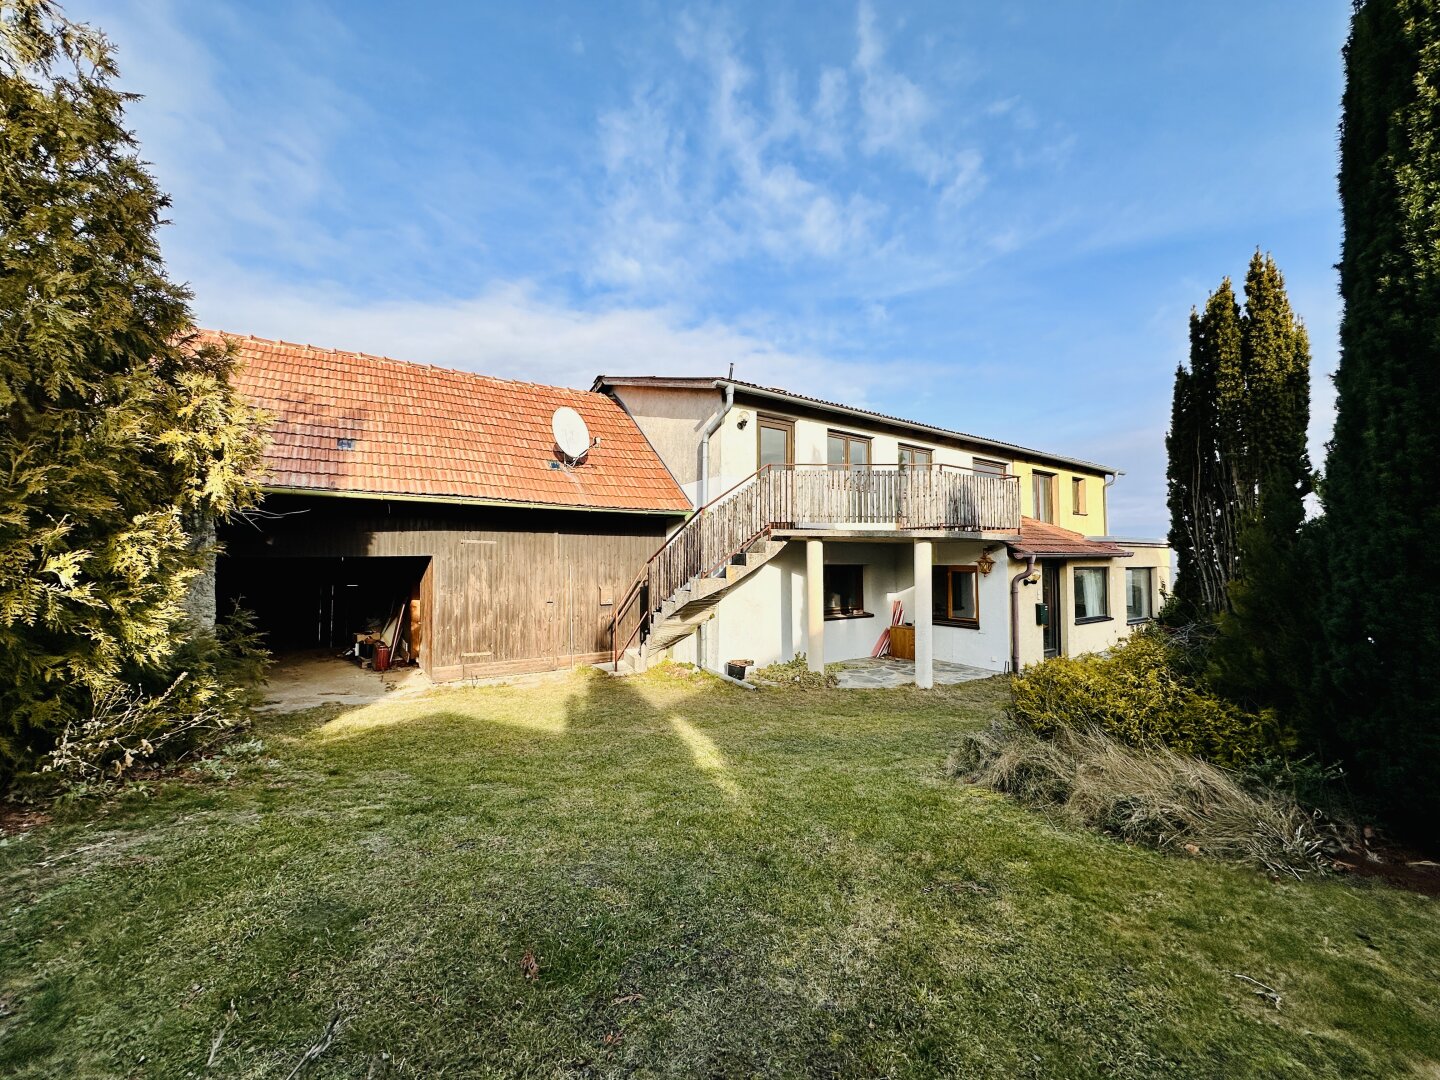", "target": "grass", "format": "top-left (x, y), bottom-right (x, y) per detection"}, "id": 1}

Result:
top-left (0, 666), bottom-right (1437, 1078)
